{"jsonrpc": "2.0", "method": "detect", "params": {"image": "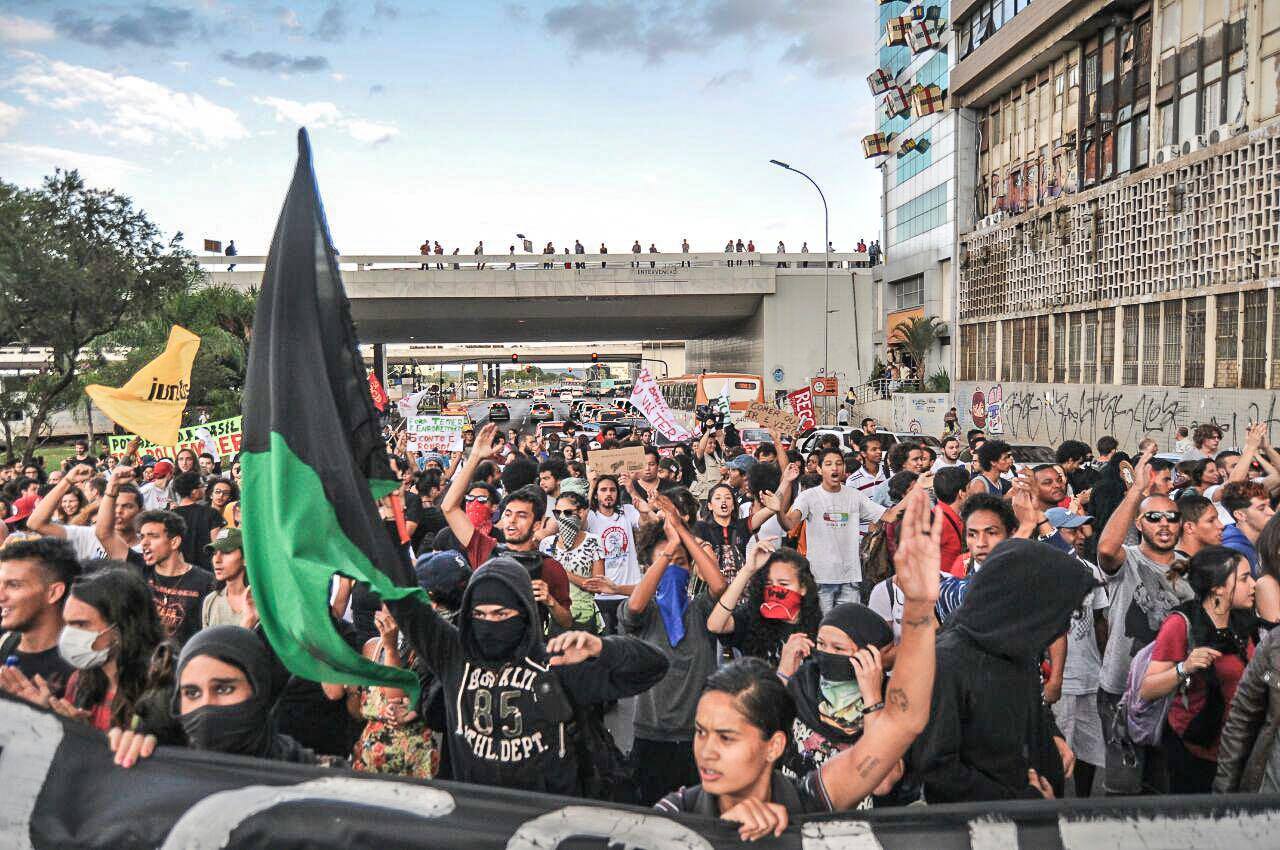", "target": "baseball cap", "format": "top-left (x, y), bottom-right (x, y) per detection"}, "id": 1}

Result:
top-left (4, 494), bottom-right (38, 526)
top-left (1045, 507), bottom-right (1094, 529)
top-left (206, 527), bottom-right (242, 554)
top-left (153, 459), bottom-right (175, 477)
top-left (414, 550), bottom-right (470, 597)
top-left (658, 457), bottom-right (681, 476)
top-left (726, 454), bottom-right (758, 472)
